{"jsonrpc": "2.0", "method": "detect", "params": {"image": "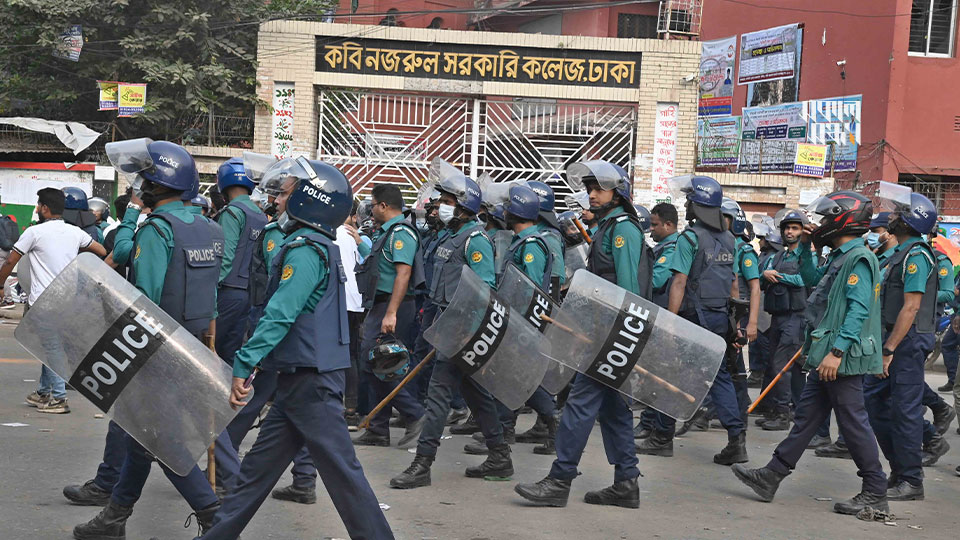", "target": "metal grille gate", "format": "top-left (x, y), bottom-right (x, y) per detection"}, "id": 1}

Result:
top-left (317, 90), bottom-right (637, 205)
